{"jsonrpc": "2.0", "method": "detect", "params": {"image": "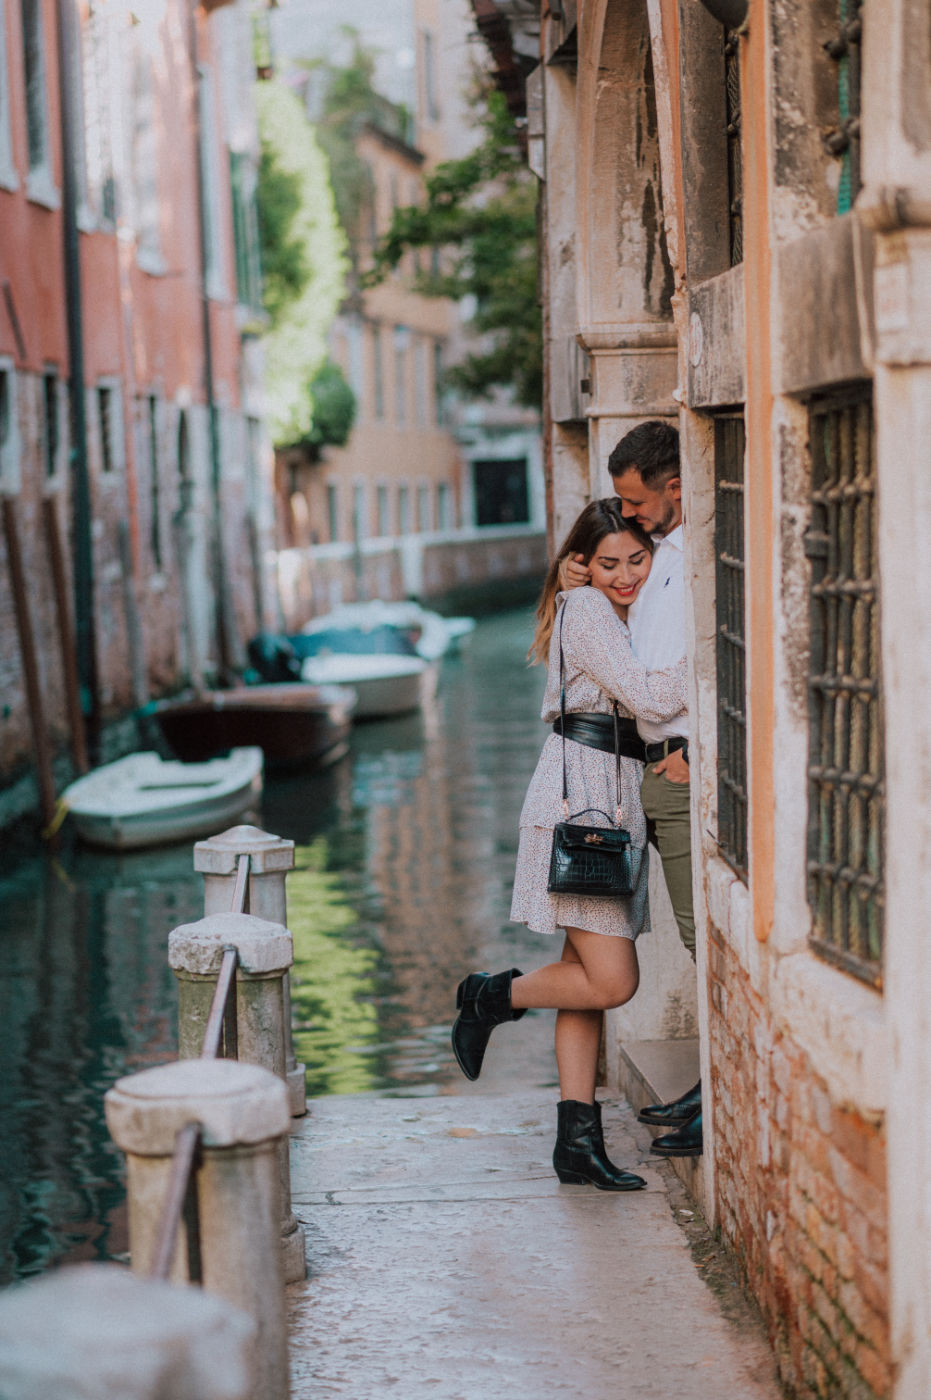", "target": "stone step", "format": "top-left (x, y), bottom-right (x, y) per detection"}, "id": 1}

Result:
top-left (618, 1037), bottom-right (704, 1200)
